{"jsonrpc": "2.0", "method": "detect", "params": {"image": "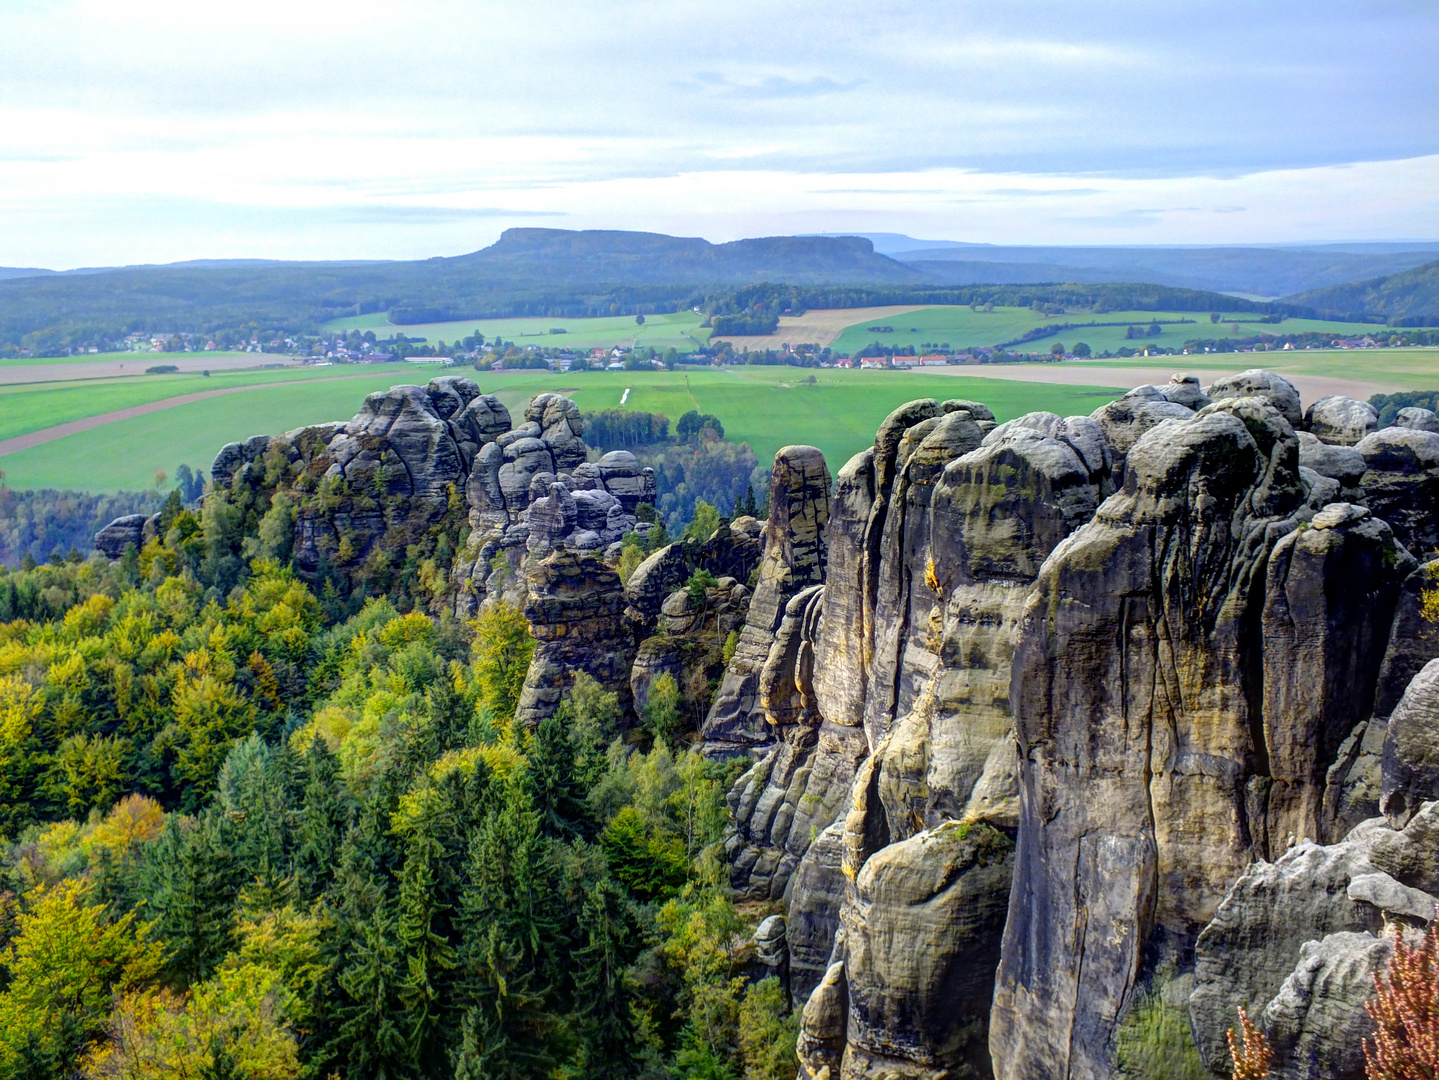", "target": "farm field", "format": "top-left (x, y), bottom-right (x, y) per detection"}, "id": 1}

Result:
top-left (1066, 347), bottom-right (1439, 390)
top-left (822, 306), bottom-right (1387, 357)
top-left (0, 362), bottom-right (424, 443)
top-left (325, 310), bottom-right (713, 352)
top-left (3, 344), bottom-right (1435, 494)
top-left (0, 368), bottom-right (1127, 493)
